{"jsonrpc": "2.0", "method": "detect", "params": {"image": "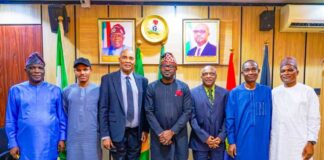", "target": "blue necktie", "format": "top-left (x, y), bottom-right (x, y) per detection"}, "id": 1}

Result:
top-left (126, 76), bottom-right (134, 122)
